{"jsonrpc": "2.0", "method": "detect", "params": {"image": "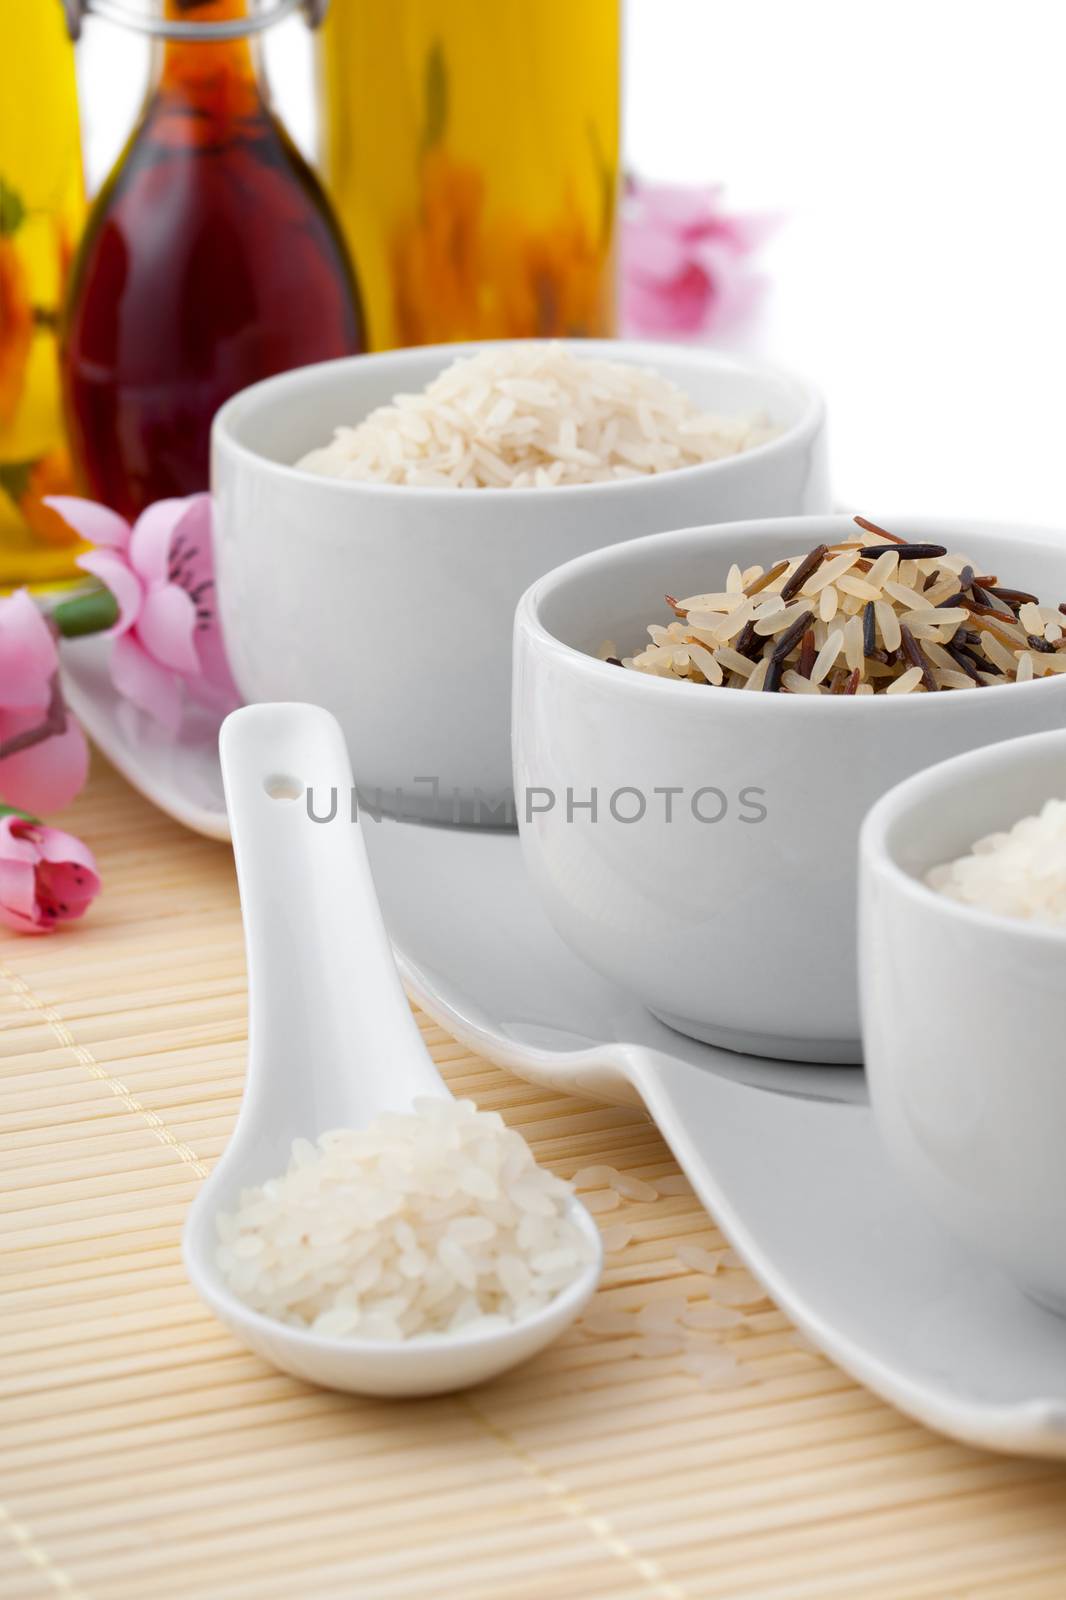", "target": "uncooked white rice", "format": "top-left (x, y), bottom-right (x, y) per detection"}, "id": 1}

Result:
top-left (296, 344), bottom-right (774, 489)
top-left (215, 1097), bottom-right (594, 1341)
top-left (927, 798), bottom-right (1066, 927)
